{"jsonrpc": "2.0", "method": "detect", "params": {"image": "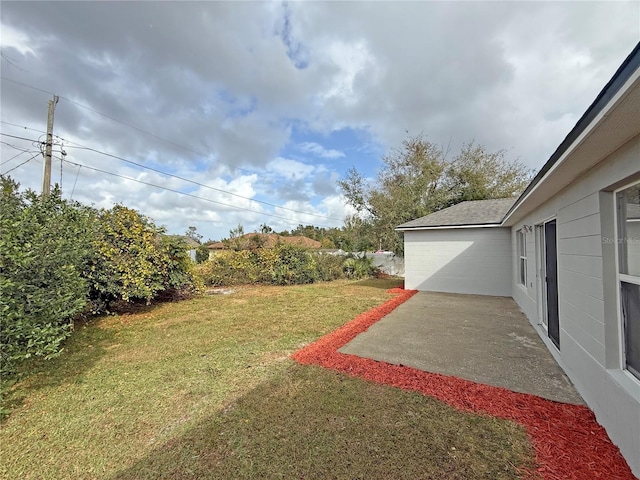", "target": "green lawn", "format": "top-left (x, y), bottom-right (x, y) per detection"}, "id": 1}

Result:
top-left (1, 279), bottom-right (536, 479)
